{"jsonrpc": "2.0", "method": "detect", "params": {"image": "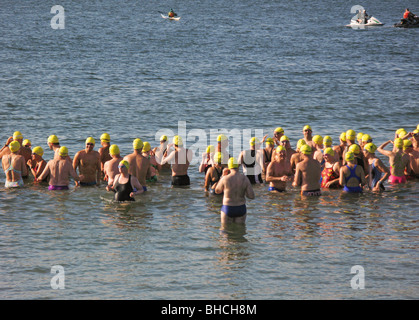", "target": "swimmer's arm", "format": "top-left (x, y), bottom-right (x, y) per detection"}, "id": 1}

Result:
top-left (20, 157), bottom-right (28, 177)
top-left (72, 152), bottom-right (81, 172)
top-left (214, 177), bottom-right (224, 194)
top-left (96, 155), bottom-right (101, 185)
top-left (161, 150), bottom-right (175, 165)
top-left (130, 177), bottom-right (144, 197)
top-left (204, 168), bottom-right (212, 191)
top-left (70, 166), bottom-right (80, 186)
top-left (339, 167), bottom-right (346, 186)
top-left (377, 140), bottom-right (393, 157)
top-left (292, 166), bottom-right (302, 187)
top-left (265, 164), bottom-right (281, 182)
top-left (37, 162), bottom-right (51, 182)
